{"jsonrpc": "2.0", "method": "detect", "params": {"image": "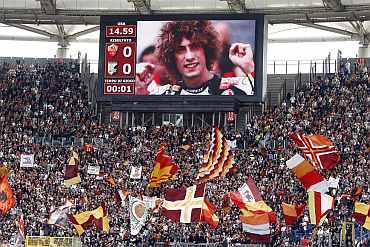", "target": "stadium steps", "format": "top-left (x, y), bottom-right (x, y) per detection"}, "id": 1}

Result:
top-left (266, 74), bottom-right (301, 107)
